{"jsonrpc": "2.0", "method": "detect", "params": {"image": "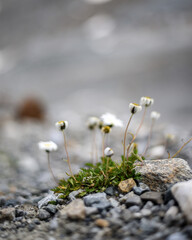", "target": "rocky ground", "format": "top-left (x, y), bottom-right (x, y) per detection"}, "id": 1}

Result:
top-left (0, 118), bottom-right (192, 240)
